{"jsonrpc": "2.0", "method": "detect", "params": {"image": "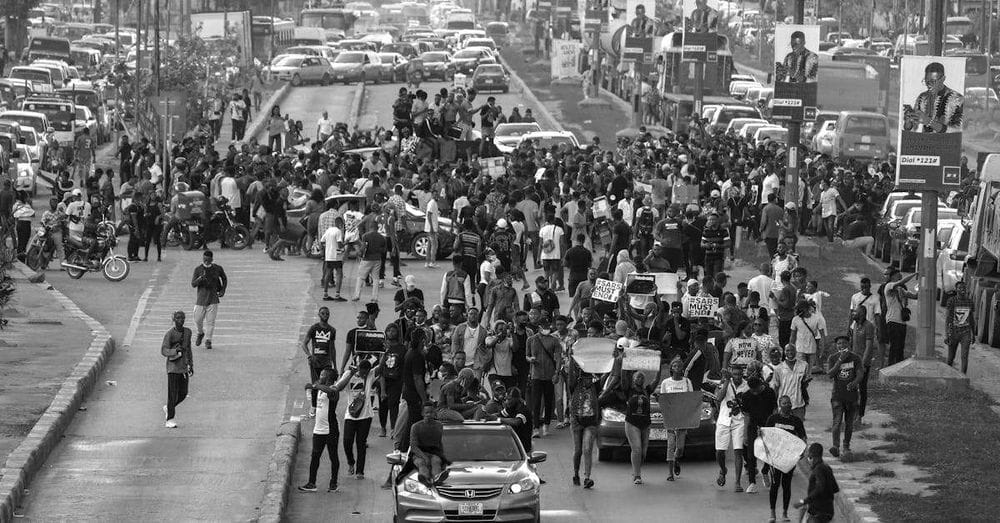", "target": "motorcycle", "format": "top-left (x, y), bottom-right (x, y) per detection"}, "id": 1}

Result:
top-left (60, 228), bottom-right (130, 282)
top-left (25, 225), bottom-right (57, 271)
top-left (164, 196), bottom-right (250, 251)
